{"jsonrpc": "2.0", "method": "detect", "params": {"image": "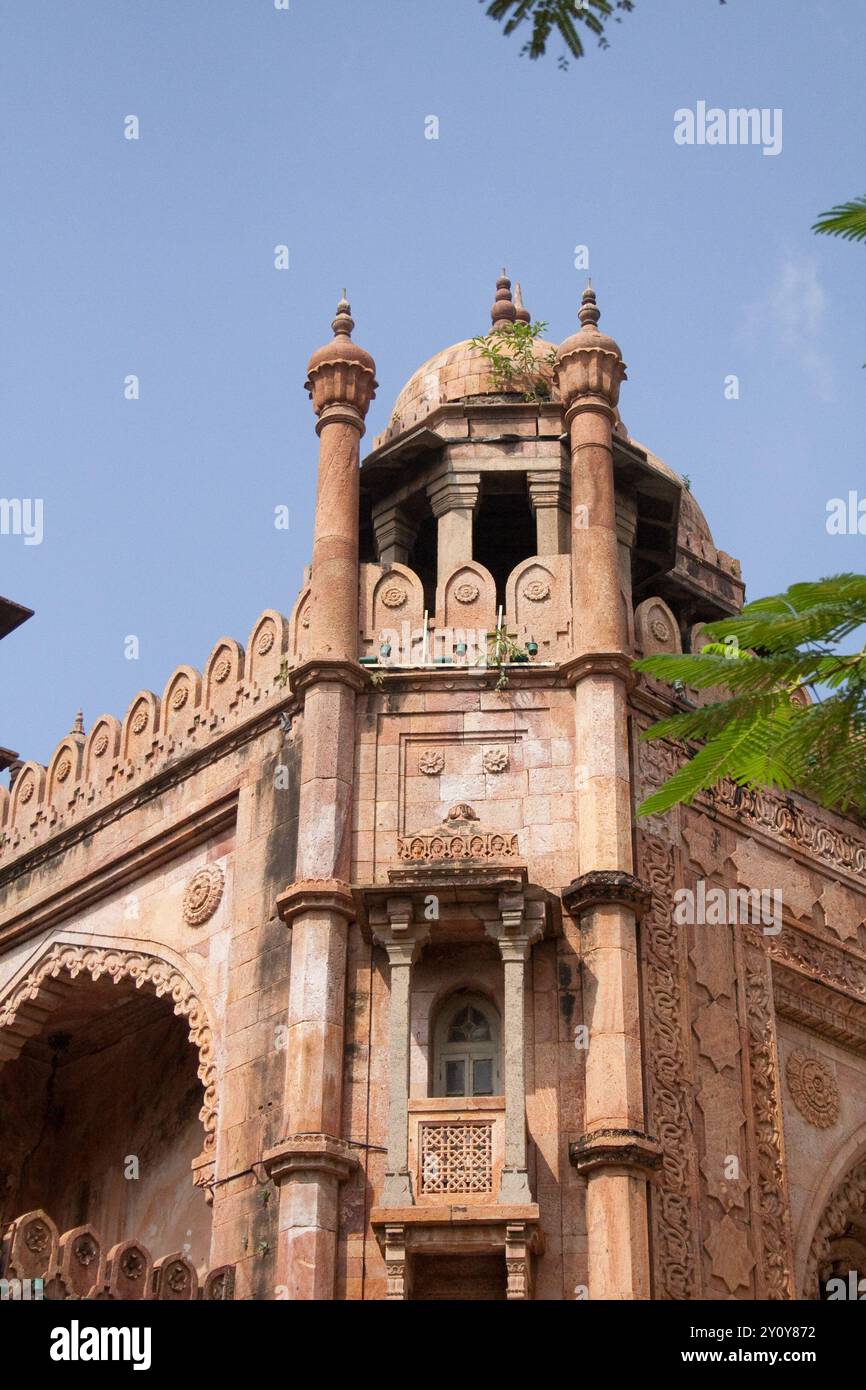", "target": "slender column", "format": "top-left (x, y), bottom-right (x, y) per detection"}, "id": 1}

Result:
top-left (265, 296), bottom-right (377, 1300)
top-left (527, 468), bottom-right (570, 555)
top-left (487, 894), bottom-right (542, 1205)
top-left (557, 285), bottom-right (658, 1299)
top-left (373, 903), bottom-right (429, 1207)
top-left (427, 471), bottom-right (480, 590)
